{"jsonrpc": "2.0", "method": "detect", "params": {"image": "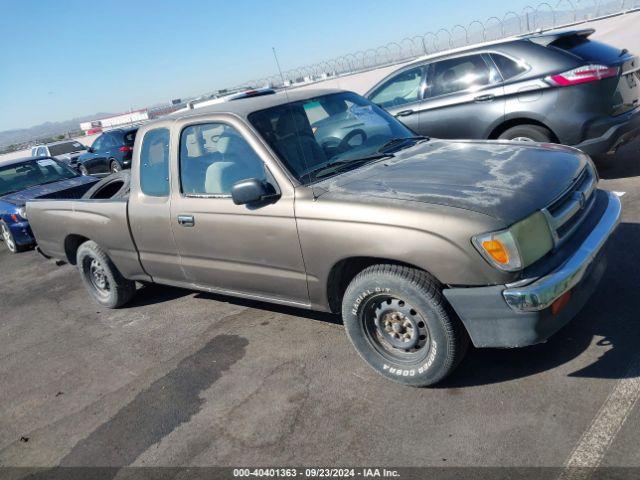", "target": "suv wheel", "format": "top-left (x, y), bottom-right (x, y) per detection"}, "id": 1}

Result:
top-left (110, 160), bottom-right (121, 173)
top-left (498, 124), bottom-right (554, 143)
top-left (76, 240), bottom-right (136, 308)
top-left (342, 264), bottom-right (468, 387)
top-left (79, 165), bottom-right (89, 176)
